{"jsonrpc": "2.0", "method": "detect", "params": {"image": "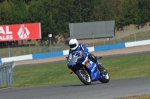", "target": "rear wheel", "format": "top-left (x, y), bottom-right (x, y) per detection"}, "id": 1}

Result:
top-left (76, 68), bottom-right (91, 85)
